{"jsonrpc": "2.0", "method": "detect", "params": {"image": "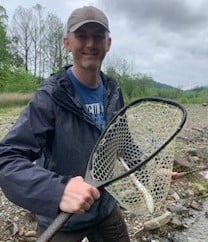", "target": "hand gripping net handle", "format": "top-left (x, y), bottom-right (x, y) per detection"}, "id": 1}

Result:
top-left (37, 97), bottom-right (187, 242)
